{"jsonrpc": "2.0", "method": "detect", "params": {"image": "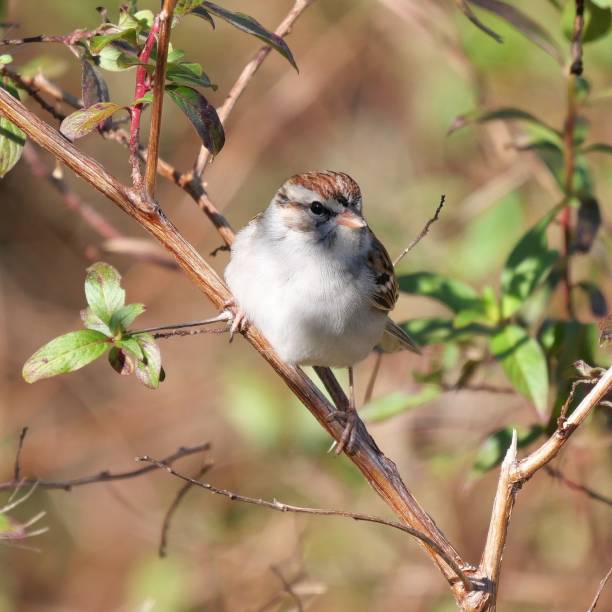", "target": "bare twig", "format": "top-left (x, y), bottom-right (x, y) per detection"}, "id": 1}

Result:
top-left (137, 454), bottom-right (474, 592)
top-left (587, 566), bottom-right (612, 612)
top-left (132, 313), bottom-right (231, 335)
top-left (13, 427), bottom-right (28, 483)
top-left (193, 0), bottom-right (315, 178)
top-left (0, 29), bottom-right (98, 47)
top-left (0, 443), bottom-right (210, 492)
top-left (364, 352), bottom-right (383, 404)
top-left (393, 194), bottom-right (445, 266)
top-left (271, 566), bottom-right (305, 612)
top-left (544, 466), bottom-right (612, 507)
top-left (159, 463), bottom-right (213, 557)
top-left (145, 0), bottom-right (176, 197)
